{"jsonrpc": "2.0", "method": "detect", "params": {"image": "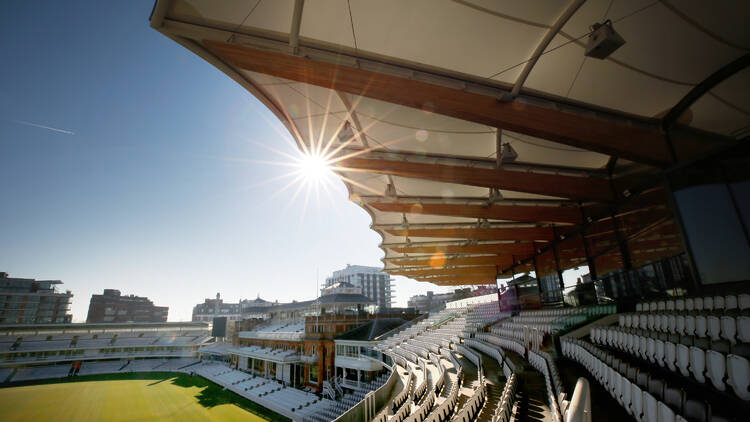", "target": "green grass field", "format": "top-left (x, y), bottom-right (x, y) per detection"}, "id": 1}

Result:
top-left (0, 372), bottom-right (291, 422)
